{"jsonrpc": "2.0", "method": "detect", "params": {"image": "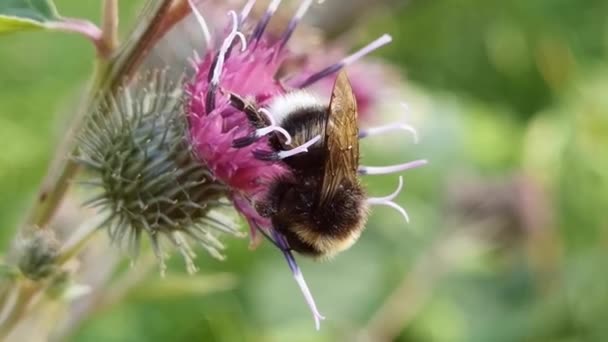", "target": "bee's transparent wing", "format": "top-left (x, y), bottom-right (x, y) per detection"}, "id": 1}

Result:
top-left (319, 70), bottom-right (360, 205)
